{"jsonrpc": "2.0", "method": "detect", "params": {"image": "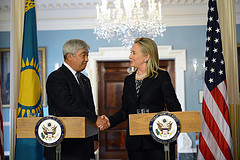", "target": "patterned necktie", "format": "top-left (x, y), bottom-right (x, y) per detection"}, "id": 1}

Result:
top-left (75, 72), bottom-right (85, 95)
